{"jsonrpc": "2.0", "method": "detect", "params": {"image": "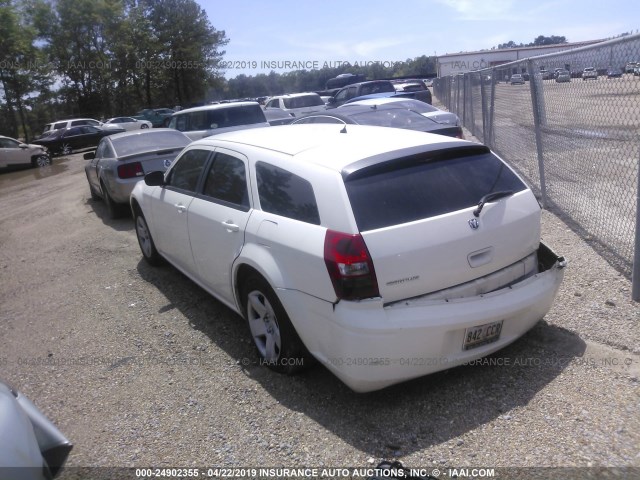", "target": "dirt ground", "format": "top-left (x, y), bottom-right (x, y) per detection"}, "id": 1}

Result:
top-left (0, 152), bottom-right (639, 477)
